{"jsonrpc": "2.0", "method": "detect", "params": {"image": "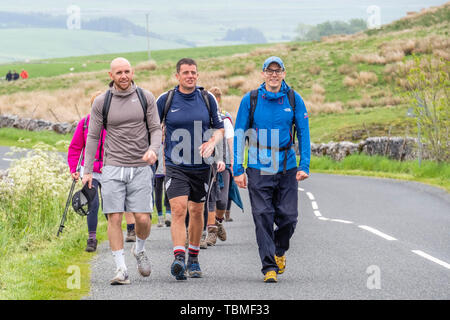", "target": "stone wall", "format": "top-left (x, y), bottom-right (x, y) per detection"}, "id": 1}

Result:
top-left (0, 114), bottom-right (77, 135)
top-left (309, 137), bottom-right (425, 161)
